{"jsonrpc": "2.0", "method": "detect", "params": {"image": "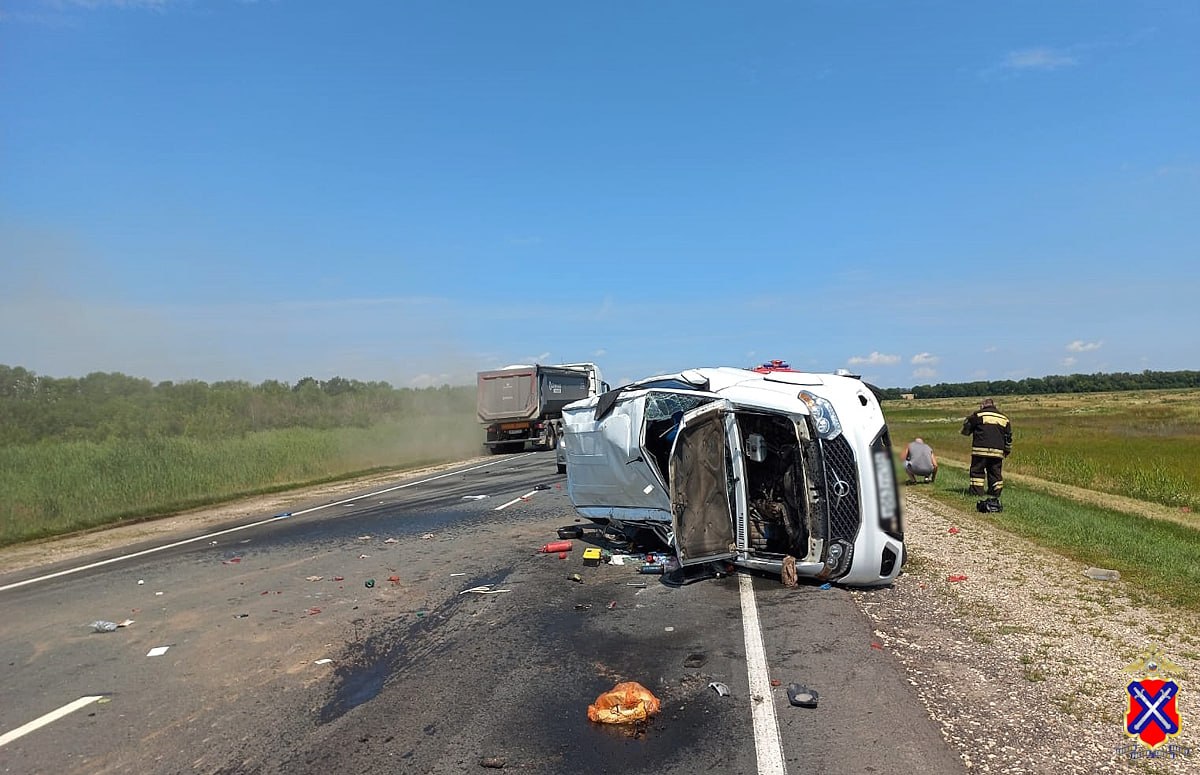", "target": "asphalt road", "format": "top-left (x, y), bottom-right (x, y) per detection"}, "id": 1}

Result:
top-left (0, 452), bottom-right (965, 775)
